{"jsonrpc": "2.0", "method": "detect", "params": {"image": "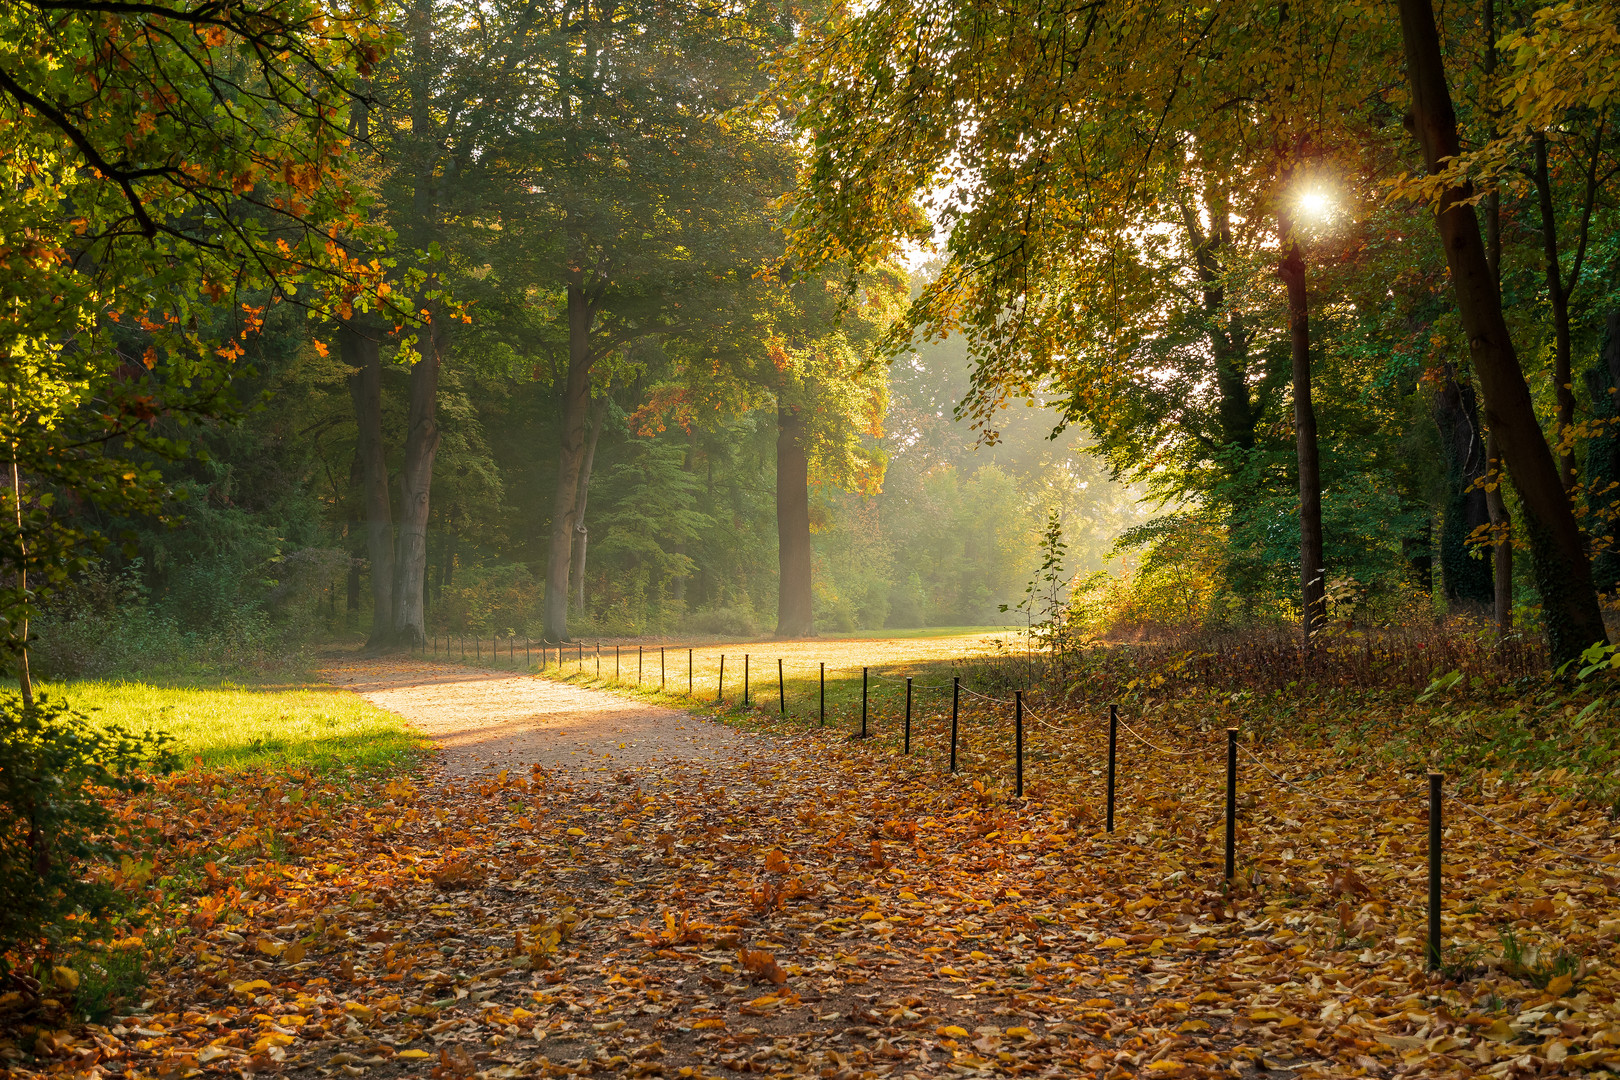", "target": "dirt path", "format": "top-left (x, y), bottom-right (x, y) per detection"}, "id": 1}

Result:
top-left (321, 657), bottom-right (754, 777)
